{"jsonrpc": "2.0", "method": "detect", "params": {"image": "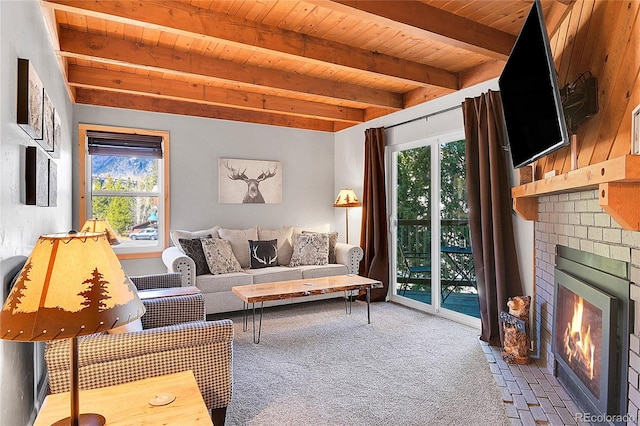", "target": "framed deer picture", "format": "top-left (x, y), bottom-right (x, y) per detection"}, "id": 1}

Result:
top-left (219, 158), bottom-right (282, 204)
